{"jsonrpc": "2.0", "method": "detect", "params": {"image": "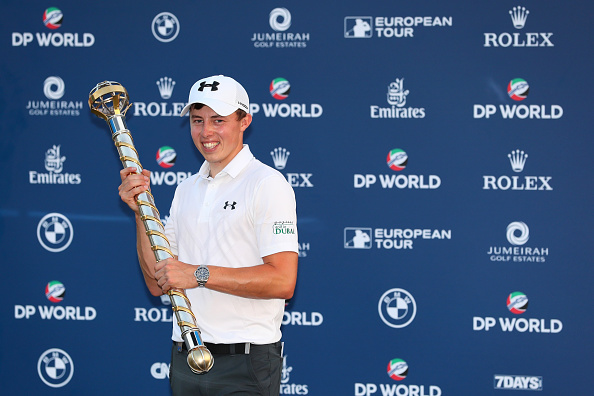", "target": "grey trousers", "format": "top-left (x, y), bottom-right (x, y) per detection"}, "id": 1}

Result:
top-left (169, 342), bottom-right (282, 396)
